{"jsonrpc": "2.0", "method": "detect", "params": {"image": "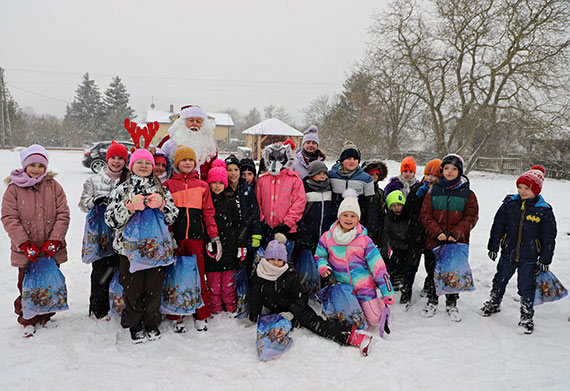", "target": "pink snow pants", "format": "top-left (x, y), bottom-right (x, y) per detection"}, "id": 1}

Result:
top-left (360, 297), bottom-right (385, 327)
top-left (206, 270), bottom-right (237, 313)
